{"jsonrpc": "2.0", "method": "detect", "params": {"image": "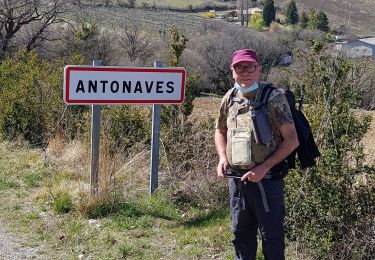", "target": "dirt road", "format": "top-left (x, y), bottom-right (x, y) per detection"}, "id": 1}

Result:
top-left (0, 220), bottom-right (45, 259)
